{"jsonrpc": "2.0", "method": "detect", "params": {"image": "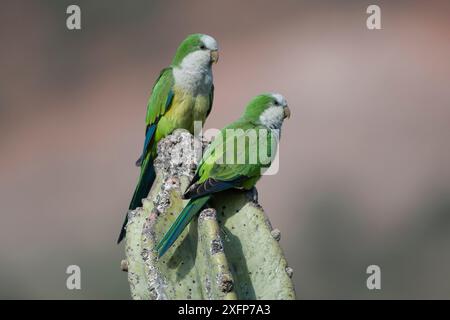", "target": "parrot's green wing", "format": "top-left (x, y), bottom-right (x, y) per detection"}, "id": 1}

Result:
top-left (136, 67), bottom-right (175, 166)
top-left (145, 67), bottom-right (175, 126)
top-left (206, 84), bottom-right (214, 118)
top-left (118, 68), bottom-right (175, 243)
top-left (184, 121), bottom-right (277, 199)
